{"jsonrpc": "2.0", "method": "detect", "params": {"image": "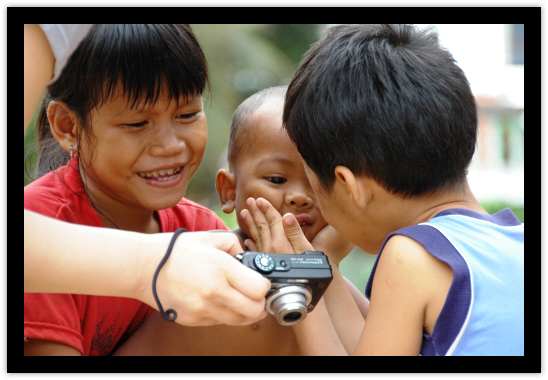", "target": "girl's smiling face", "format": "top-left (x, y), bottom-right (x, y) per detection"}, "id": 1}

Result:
top-left (76, 87), bottom-right (207, 227)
